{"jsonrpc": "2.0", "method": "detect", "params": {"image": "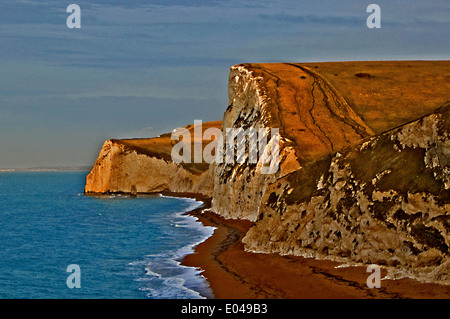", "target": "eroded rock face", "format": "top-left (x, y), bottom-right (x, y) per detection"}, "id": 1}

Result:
top-left (84, 138), bottom-right (215, 196)
top-left (243, 104), bottom-right (450, 284)
top-left (211, 65), bottom-right (299, 220)
top-left (211, 63), bottom-right (373, 220)
top-left (84, 121), bottom-right (222, 196)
